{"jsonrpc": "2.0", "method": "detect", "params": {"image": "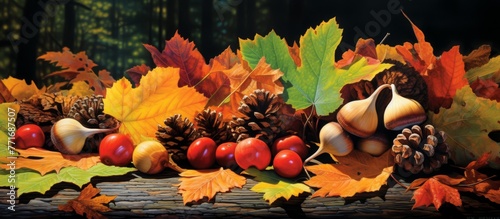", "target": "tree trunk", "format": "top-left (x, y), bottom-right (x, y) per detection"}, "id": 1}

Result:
top-left (15, 0), bottom-right (49, 85)
top-left (62, 0), bottom-right (75, 50)
top-left (201, 0), bottom-right (214, 58)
